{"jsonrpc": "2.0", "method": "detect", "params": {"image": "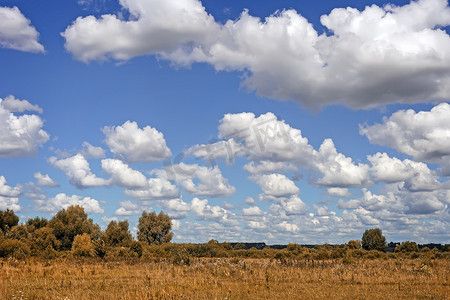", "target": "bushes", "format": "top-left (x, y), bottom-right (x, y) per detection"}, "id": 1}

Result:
top-left (72, 233), bottom-right (95, 257)
top-left (395, 241), bottom-right (419, 253)
top-left (0, 239), bottom-right (30, 259)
